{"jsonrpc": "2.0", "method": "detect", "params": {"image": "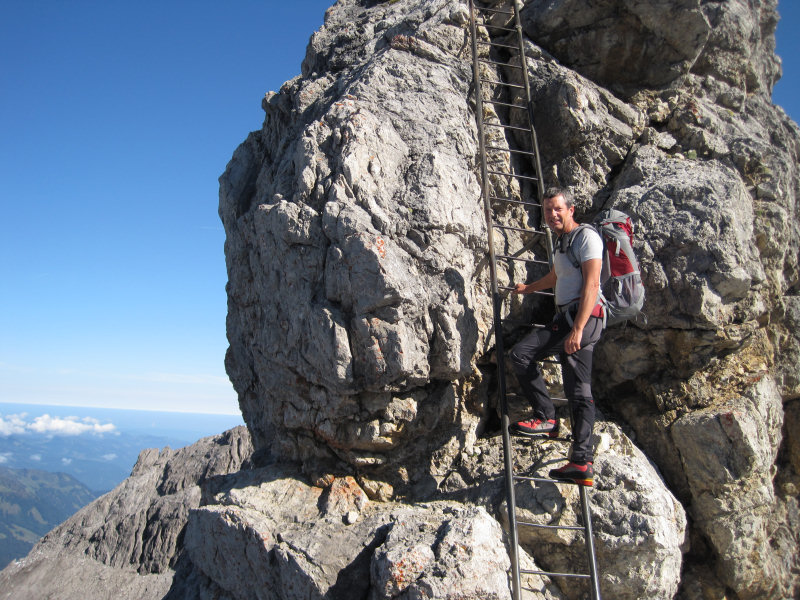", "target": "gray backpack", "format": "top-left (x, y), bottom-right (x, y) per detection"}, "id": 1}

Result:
top-left (565, 209), bottom-right (646, 327)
